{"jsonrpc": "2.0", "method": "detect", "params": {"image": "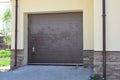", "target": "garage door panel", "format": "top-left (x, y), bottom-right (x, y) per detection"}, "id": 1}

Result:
top-left (32, 50), bottom-right (82, 63)
top-left (28, 12), bottom-right (83, 64)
